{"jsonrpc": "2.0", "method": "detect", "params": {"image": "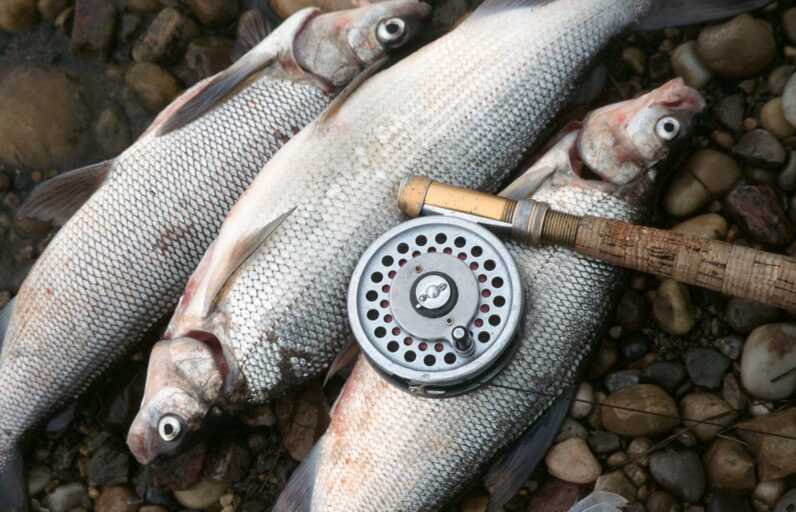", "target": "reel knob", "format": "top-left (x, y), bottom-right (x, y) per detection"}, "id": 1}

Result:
top-left (348, 216), bottom-right (523, 397)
